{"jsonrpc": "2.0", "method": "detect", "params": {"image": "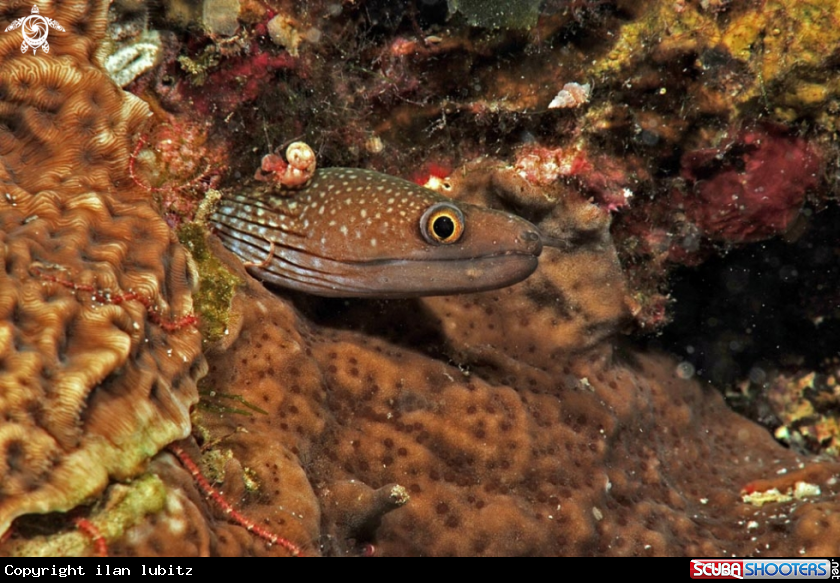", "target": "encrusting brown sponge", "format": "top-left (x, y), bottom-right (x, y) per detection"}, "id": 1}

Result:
top-left (114, 162), bottom-right (840, 557)
top-left (0, 0), bottom-right (203, 535)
